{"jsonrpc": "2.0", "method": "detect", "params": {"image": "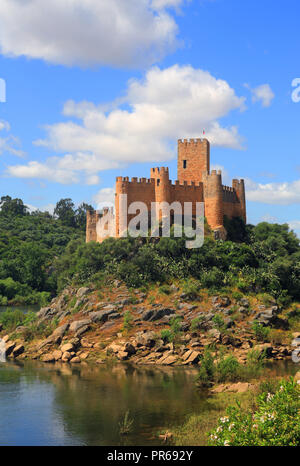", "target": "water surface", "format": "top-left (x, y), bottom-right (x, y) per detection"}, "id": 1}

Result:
top-left (0, 360), bottom-right (298, 446)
